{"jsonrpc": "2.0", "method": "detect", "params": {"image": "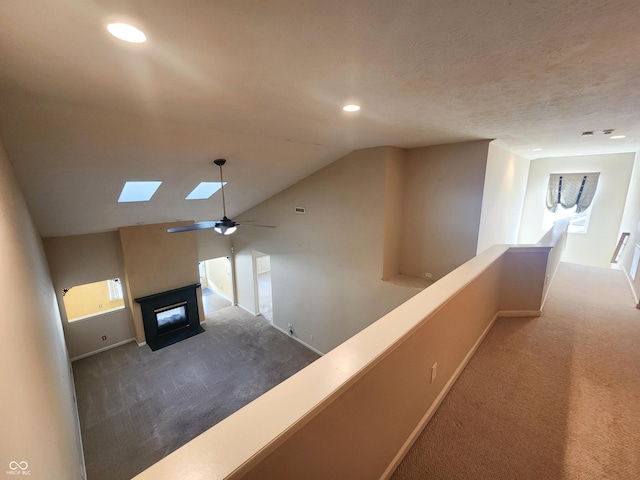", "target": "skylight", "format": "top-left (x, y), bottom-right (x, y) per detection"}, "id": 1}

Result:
top-left (107, 23), bottom-right (147, 43)
top-left (185, 182), bottom-right (226, 200)
top-left (118, 181), bottom-right (162, 202)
